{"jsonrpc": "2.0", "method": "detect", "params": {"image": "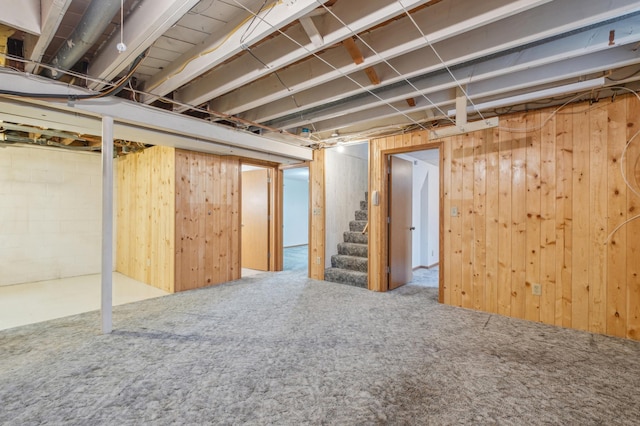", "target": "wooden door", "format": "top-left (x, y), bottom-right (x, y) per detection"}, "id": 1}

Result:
top-left (241, 168), bottom-right (269, 271)
top-left (389, 156), bottom-right (413, 290)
